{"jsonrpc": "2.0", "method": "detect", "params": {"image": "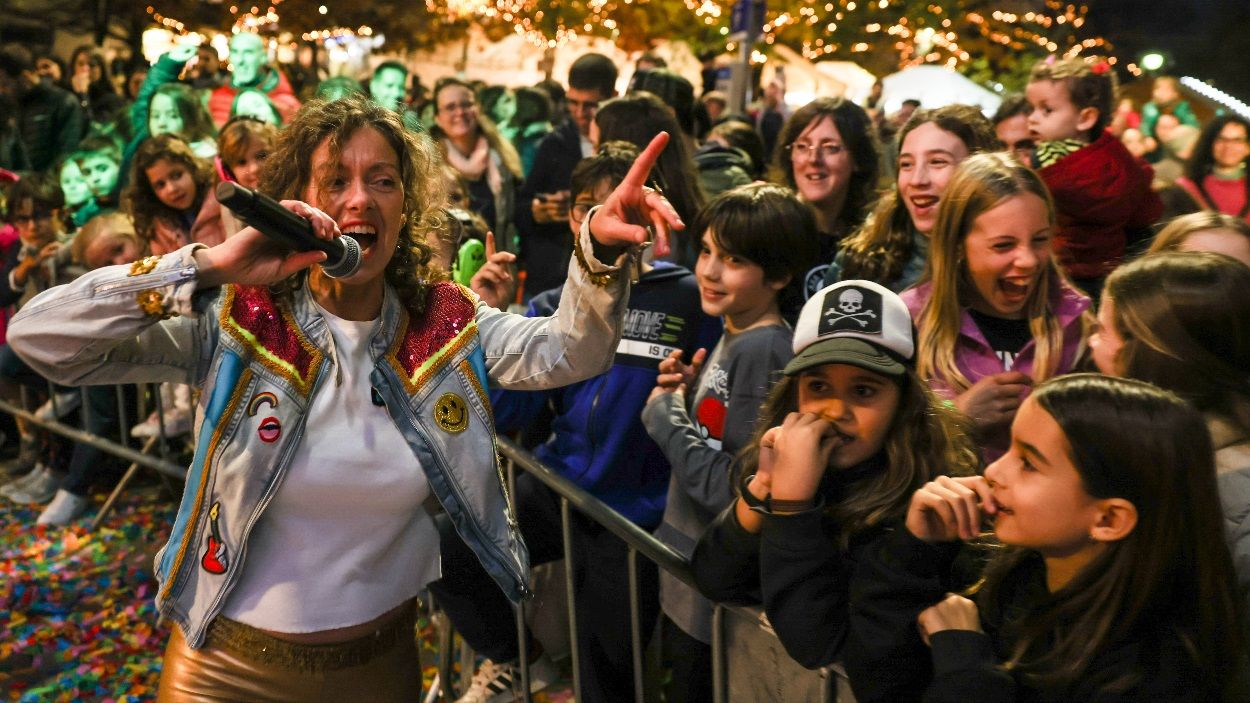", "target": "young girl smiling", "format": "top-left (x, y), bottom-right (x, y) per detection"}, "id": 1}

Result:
top-left (689, 279), bottom-right (978, 685)
top-left (855, 374), bottom-right (1244, 701)
top-left (903, 153), bottom-right (1091, 458)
